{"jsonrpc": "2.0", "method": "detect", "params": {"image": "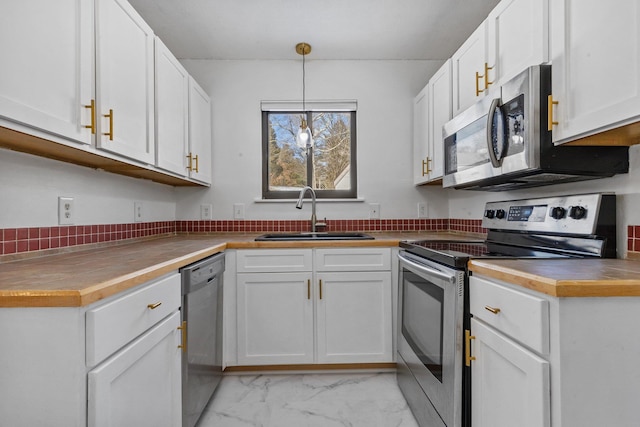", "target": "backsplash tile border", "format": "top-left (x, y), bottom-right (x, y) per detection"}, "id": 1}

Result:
top-left (0, 218), bottom-right (487, 256)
